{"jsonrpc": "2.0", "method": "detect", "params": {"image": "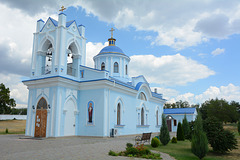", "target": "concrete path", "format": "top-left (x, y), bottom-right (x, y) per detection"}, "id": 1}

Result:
top-left (0, 134), bottom-right (175, 160)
